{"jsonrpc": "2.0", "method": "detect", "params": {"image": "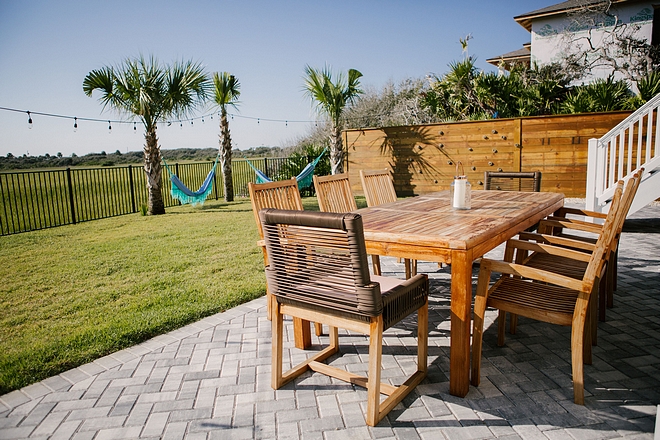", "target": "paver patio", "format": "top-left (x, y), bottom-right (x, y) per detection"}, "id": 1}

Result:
top-left (1, 204), bottom-right (658, 439)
